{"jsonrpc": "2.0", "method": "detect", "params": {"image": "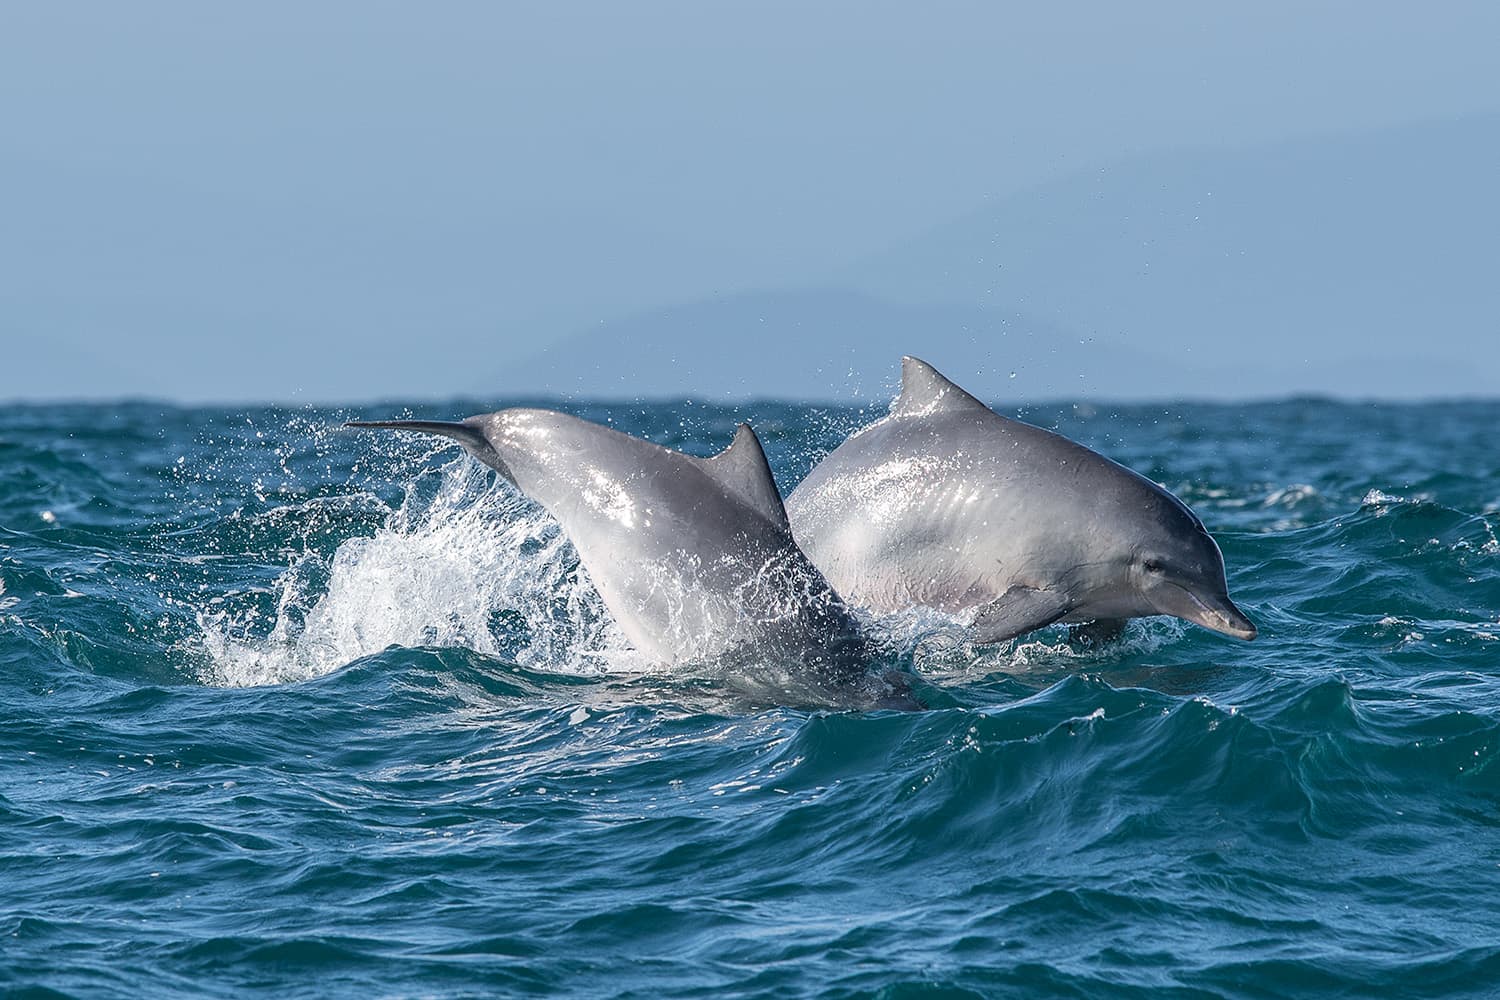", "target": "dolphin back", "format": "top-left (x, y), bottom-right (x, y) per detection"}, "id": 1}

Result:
top-left (787, 356), bottom-right (1256, 642)
top-left (346, 409), bottom-right (877, 676)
